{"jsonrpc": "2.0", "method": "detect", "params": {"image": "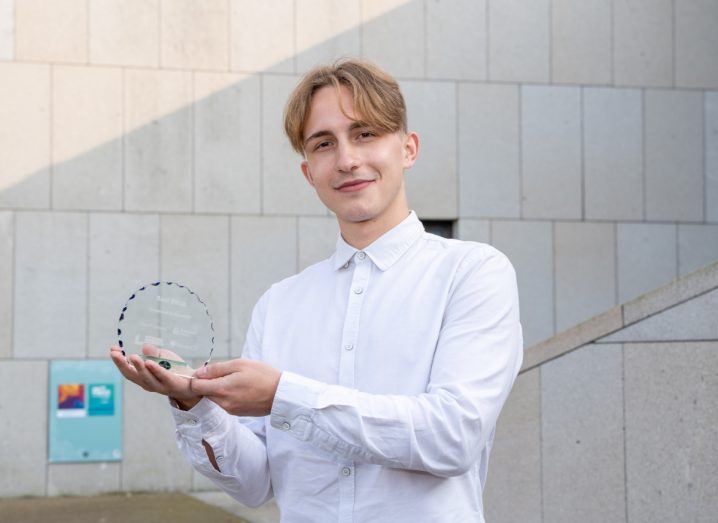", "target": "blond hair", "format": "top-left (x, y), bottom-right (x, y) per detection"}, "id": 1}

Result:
top-left (283, 58), bottom-right (407, 154)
